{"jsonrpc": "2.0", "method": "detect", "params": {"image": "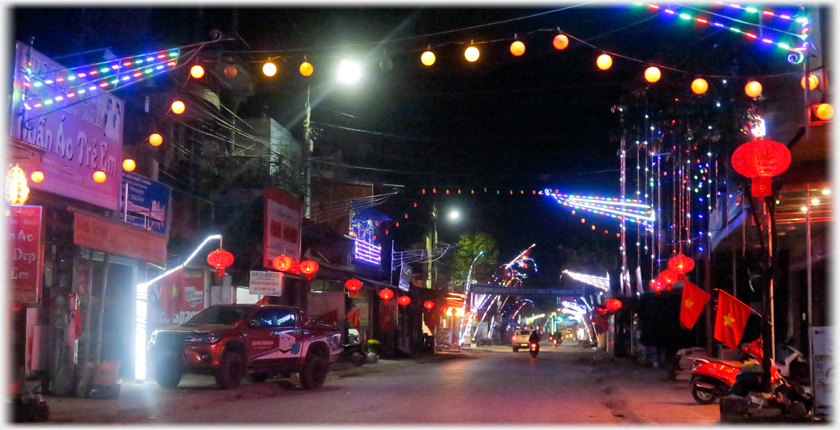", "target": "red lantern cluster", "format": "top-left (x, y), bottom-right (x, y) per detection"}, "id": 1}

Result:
top-left (731, 138), bottom-right (792, 198)
top-left (605, 299), bottom-right (622, 312)
top-left (649, 278), bottom-right (666, 293)
top-left (397, 296), bottom-right (411, 306)
top-left (299, 259), bottom-right (319, 279)
top-left (423, 300), bottom-right (435, 310)
top-left (660, 269), bottom-right (679, 285)
top-left (207, 249), bottom-right (234, 276)
top-left (379, 288), bottom-right (394, 304)
top-left (345, 278), bottom-right (362, 296)
top-left (272, 255), bottom-right (297, 272)
top-left (668, 254), bottom-right (695, 275)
